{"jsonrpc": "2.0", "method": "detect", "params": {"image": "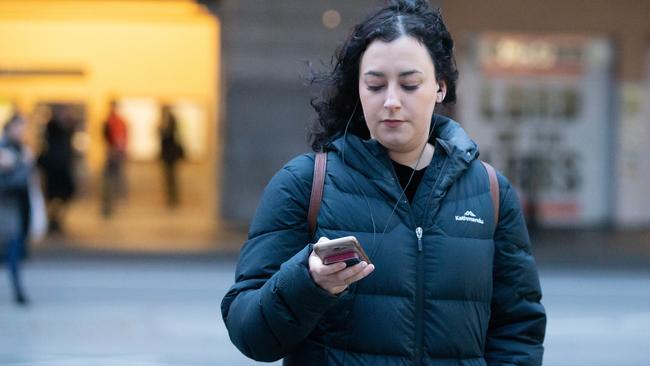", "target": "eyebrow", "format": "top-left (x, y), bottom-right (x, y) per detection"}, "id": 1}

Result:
top-left (364, 70), bottom-right (423, 77)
